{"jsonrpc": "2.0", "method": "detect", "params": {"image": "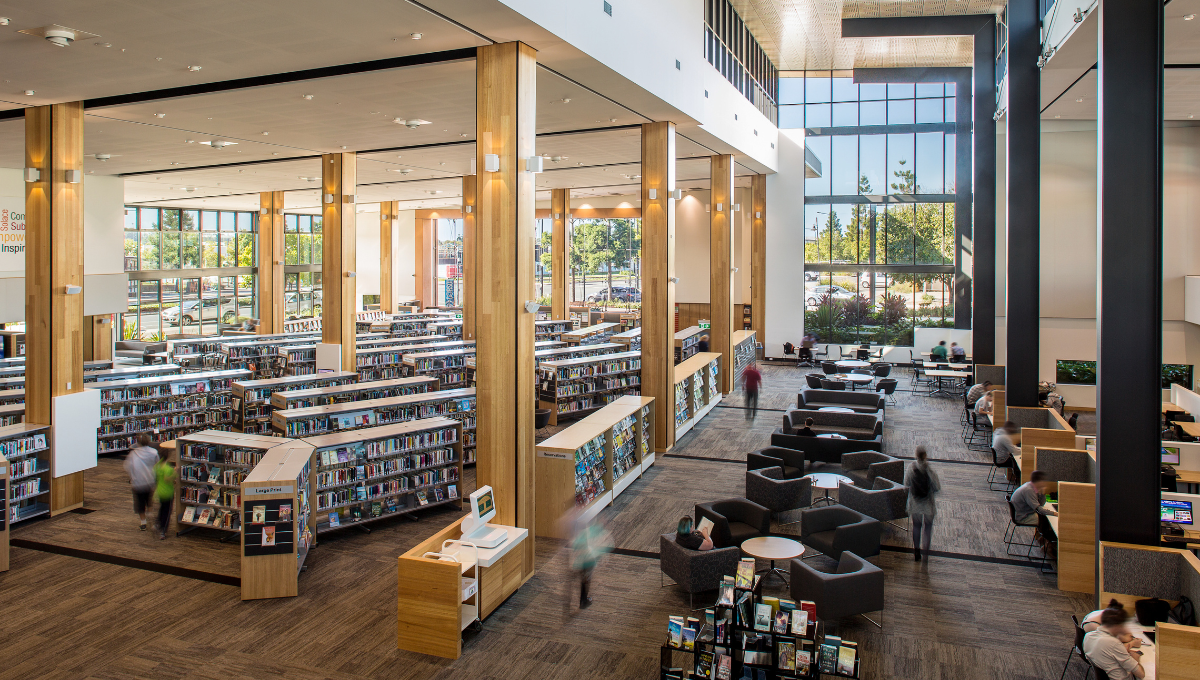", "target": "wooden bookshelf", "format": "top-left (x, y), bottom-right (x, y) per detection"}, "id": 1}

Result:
top-left (731, 330), bottom-right (757, 389)
top-left (534, 319), bottom-right (574, 342)
top-left (1, 424), bottom-right (52, 525)
top-left (612, 327), bottom-right (641, 350)
top-left (0, 451), bottom-right (7, 572)
top-left (0, 363), bottom-right (183, 391)
top-left (0, 358), bottom-right (112, 380)
top-left (619, 312), bottom-right (640, 332)
top-left (536, 351), bottom-right (642, 426)
top-left (673, 352), bottom-right (722, 439)
top-left (355, 334), bottom-right (450, 350)
top-left (535, 340), bottom-right (568, 350)
top-left (0, 330), bottom-right (25, 358)
top-left (427, 320), bottom-right (463, 339)
top-left (220, 333), bottom-right (388, 378)
top-left (232, 372), bottom-right (358, 435)
top-left (176, 430), bottom-right (286, 537)
top-left (271, 388), bottom-right (477, 464)
top-left (674, 326), bottom-right (705, 365)
top-left (0, 403), bottom-right (23, 426)
top-left (170, 332), bottom-right (320, 358)
top-left (305, 417), bottom-right (463, 534)
top-left (535, 342), bottom-right (624, 364)
top-left (402, 348), bottom-right (475, 389)
top-left (283, 317), bottom-right (321, 333)
top-left (740, 303), bottom-right (753, 331)
top-left (240, 438), bottom-right (316, 600)
top-left (269, 376), bottom-right (437, 411)
top-left (370, 314), bottom-right (447, 337)
top-left (96, 369), bottom-right (251, 454)
top-left (534, 396), bottom-right (655, 538)
top-left (561, 322), bottom-right (618, 346)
